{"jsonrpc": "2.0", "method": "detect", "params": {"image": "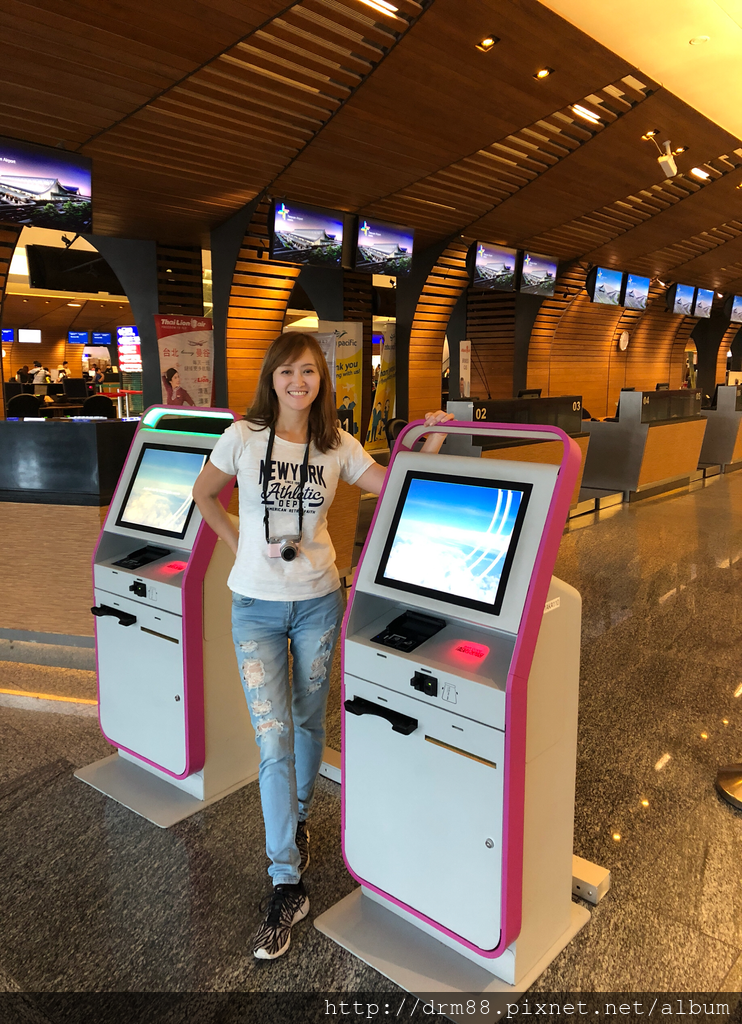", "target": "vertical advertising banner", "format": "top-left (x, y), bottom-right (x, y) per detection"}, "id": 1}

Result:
top-left (154, 315), bottom-right (214, 408)
top-left (366, 324), bottom-right (396, 451)
top-left (459, 339), bottom-right (471, 399)
top-left (318, 321), bottom-right (363, 441)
